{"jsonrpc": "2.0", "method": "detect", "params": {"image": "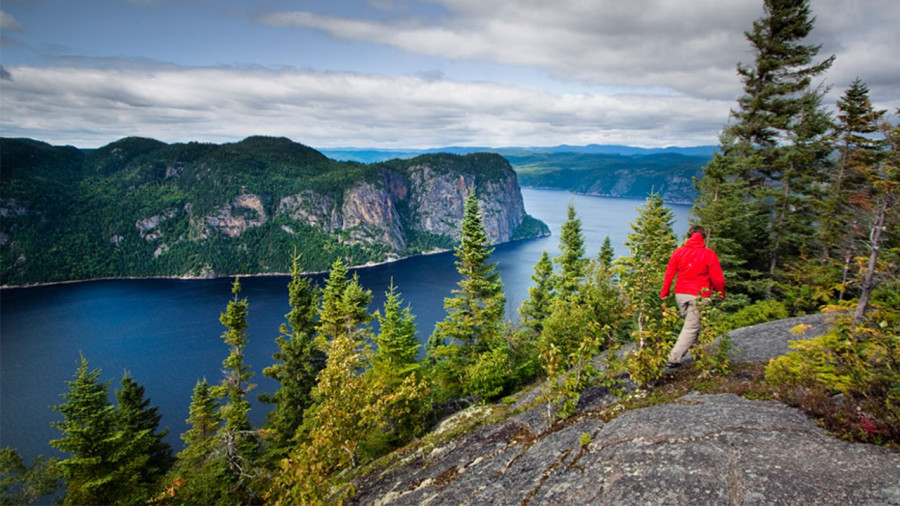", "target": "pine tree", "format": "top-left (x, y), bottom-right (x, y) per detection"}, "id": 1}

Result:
top-left (273, 260), bottom-right (376, 503)
top-left (427, 193), bottom-right (507, 398)
top-left (597, 236), bottom-right (615, 270)
top-left (553, 204), bottom-right (587, 299)
top-left (211, 277), bottom-right (258, 501)
top-left (616, 192), bottom-right (677, 338)
top-left (372, 280), bottom-right (419, 376)
top-left (50, 355), bottom-right (120, 505)
top-left (695, 0), bottom-right (834, 295)
top-left (168, 378), bottom-right (228, 504)
top-left (113, 372), bottom-right (174, 503)
top-left (822, 80), bottom-right (888, 301)
top-left (261, 254), bottom-right (323, 451)
top-left (519, 250), bottom-right (554, 335)
top-left (853, 111), bottom-right (899, 323)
